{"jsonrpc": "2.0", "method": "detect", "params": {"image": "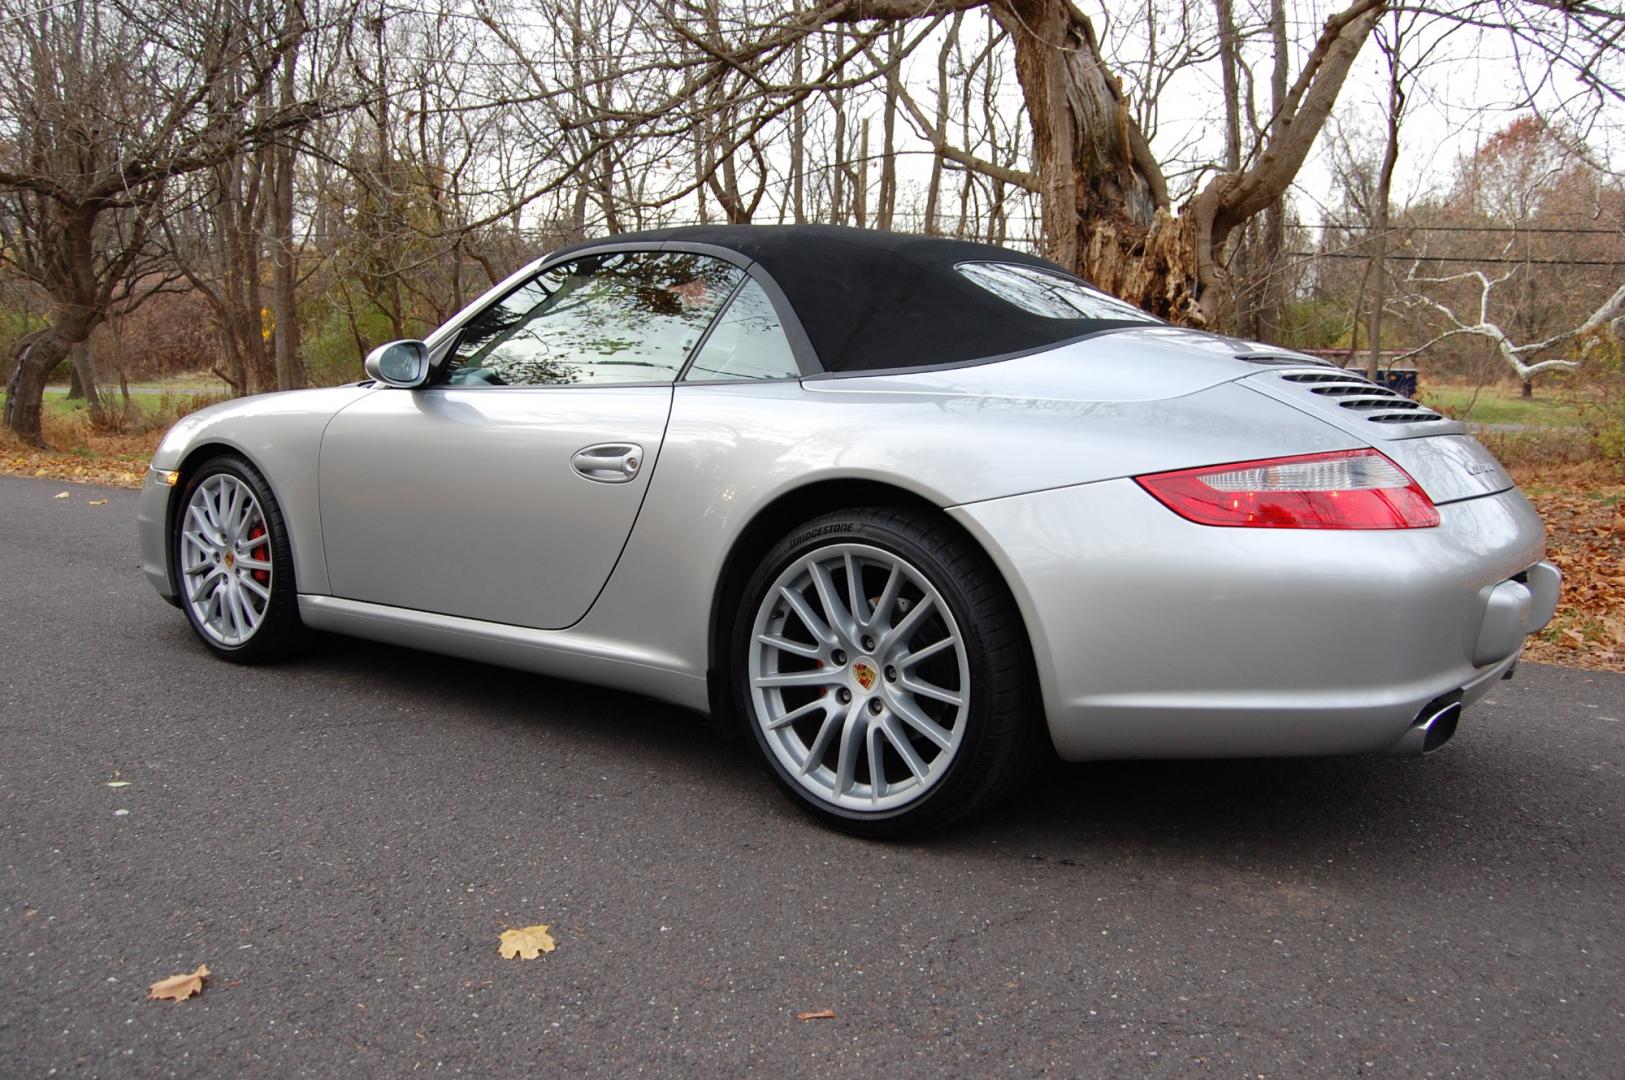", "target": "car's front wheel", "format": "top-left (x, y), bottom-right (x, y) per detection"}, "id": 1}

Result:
top-left (734, 508), bottom-right (1040, 836)
top-left (174, 454), bottom-right (303, 662)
